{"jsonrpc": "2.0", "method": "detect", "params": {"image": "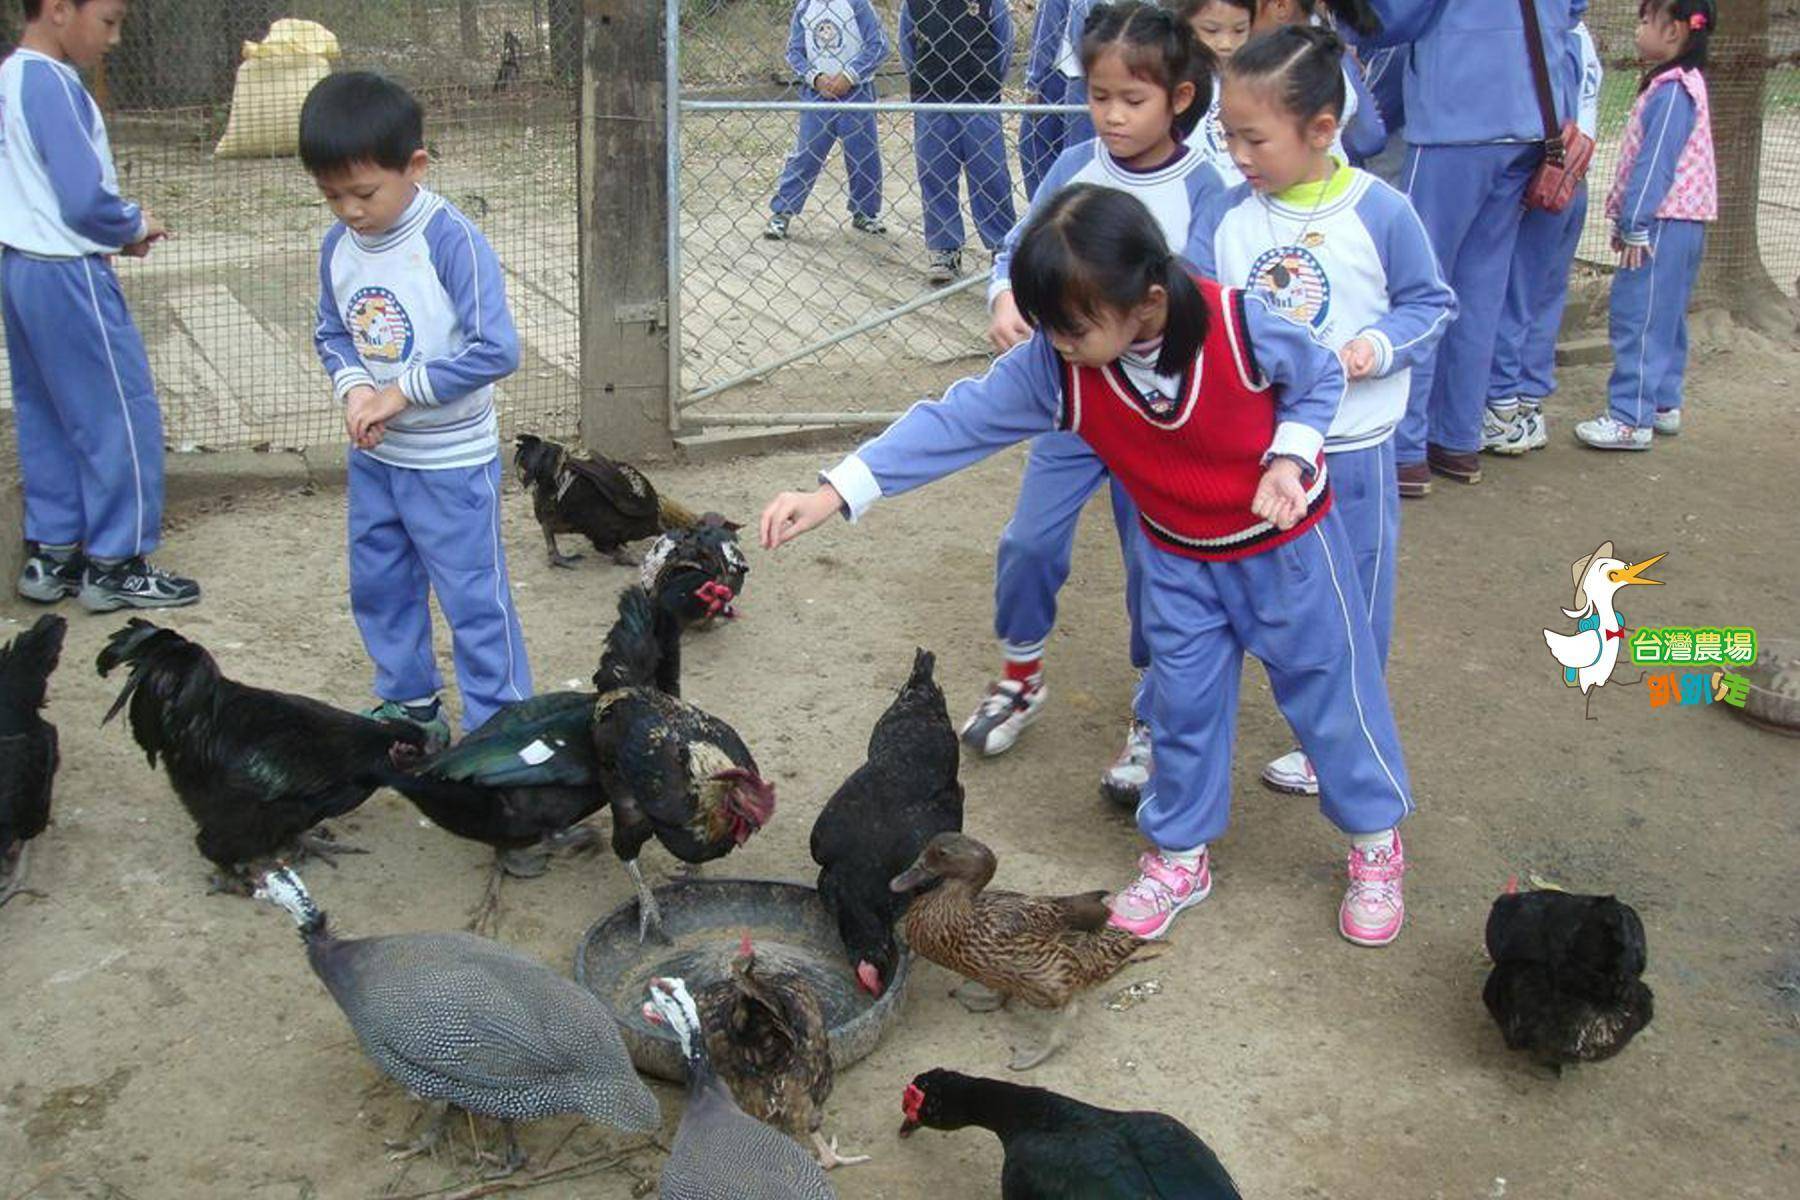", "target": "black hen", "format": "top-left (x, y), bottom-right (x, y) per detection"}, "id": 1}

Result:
top-left (640, 512), bottom-right (749, 628)
top-left (592, 614), bottom-right (775, 943)
top-left (514, 433), bottom-right (700, 568)
top-left (1484, 883), bottom-right (1654, 1070)
top-left (899, 1069), bottom-right (1241, 1199)
top-left (0, 615), bottom-right (66, 908)
top-left (97, 620), bottom-right (426, 891)
top-left (812, 648), bottom-right (962, 997)
top-left (379, 586), bottom-right (681, 927)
